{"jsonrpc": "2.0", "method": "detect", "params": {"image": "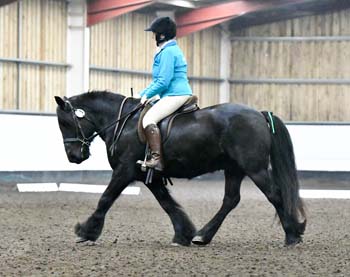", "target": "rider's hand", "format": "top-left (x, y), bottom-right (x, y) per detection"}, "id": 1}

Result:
top-left (140, 95), bottom-right (148, 104)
